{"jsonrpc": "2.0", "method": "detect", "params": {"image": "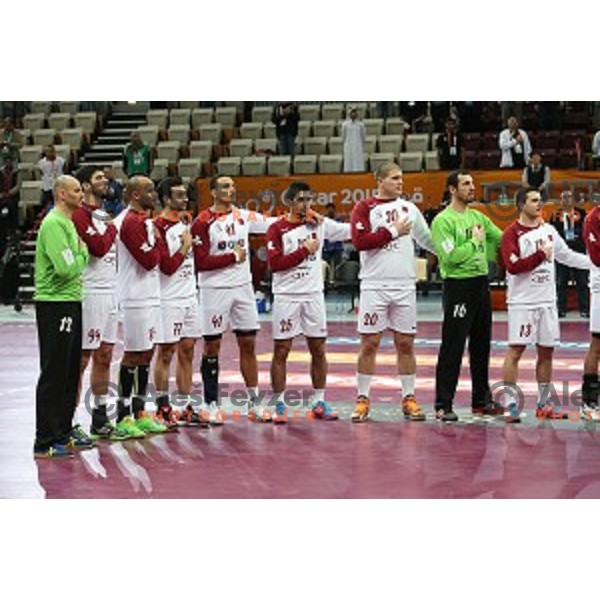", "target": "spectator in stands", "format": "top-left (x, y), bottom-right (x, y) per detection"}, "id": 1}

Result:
top-left (399, 101), bottom-right (428, 132)
top-left (592, 129), bottom-right (600, 170)
top-left (522, 152), bottom-right (550, 200)
top-left (0, 118), bottom-right (23, 163)
top-left (272, 102), bottom-right (299, 157)
top-left (549, 190), bottom-right (589, 318)
top-left (499, 116), bottom-right (532, 169)
top-left (123, 131), bottom-right (153, 177)
top-left (436, 117), bottom-right (463, 170)
top-left (341, 106), bottom-right (365, 173)
top-left (0, 149), bottom-right (20, 253)
top-left (37, 145), bottom-right (66, 208)
top-left (102, 166), bottom-right (124, 217)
